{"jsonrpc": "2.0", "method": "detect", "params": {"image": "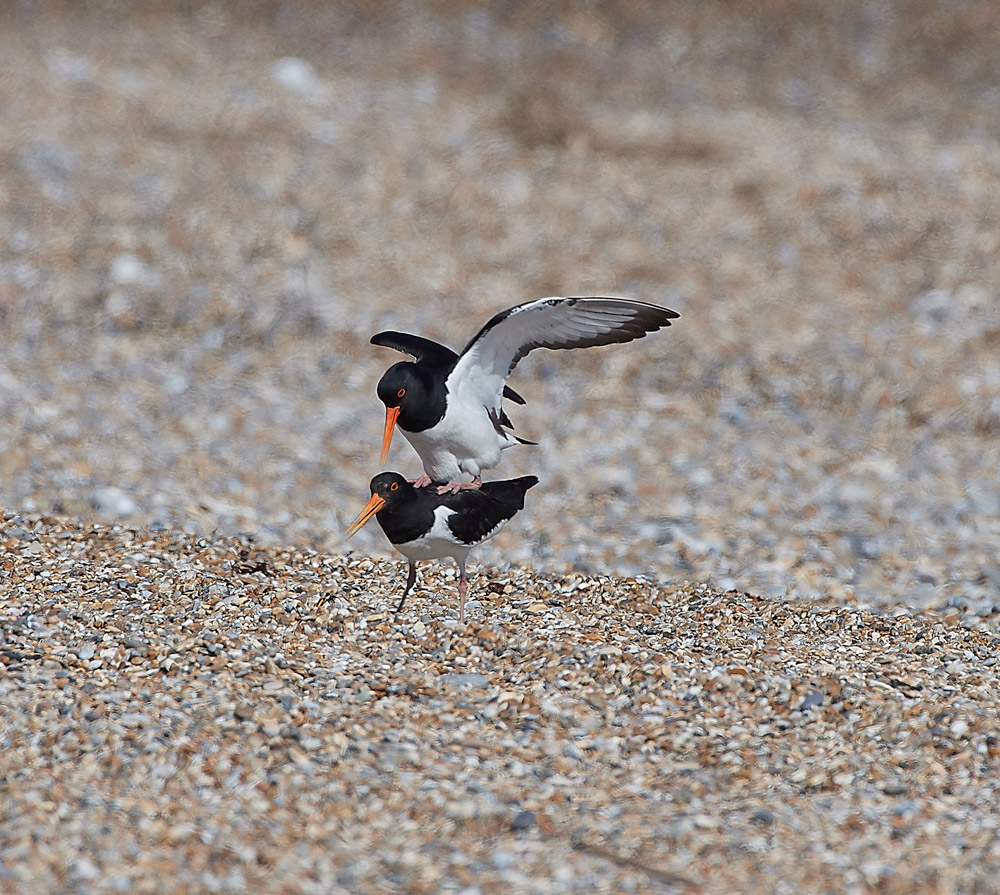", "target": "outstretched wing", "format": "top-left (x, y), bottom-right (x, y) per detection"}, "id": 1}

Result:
top-left (448, 296), bottom-right (679, 410)
top-left (371, 330), bottom-right (527, 406)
